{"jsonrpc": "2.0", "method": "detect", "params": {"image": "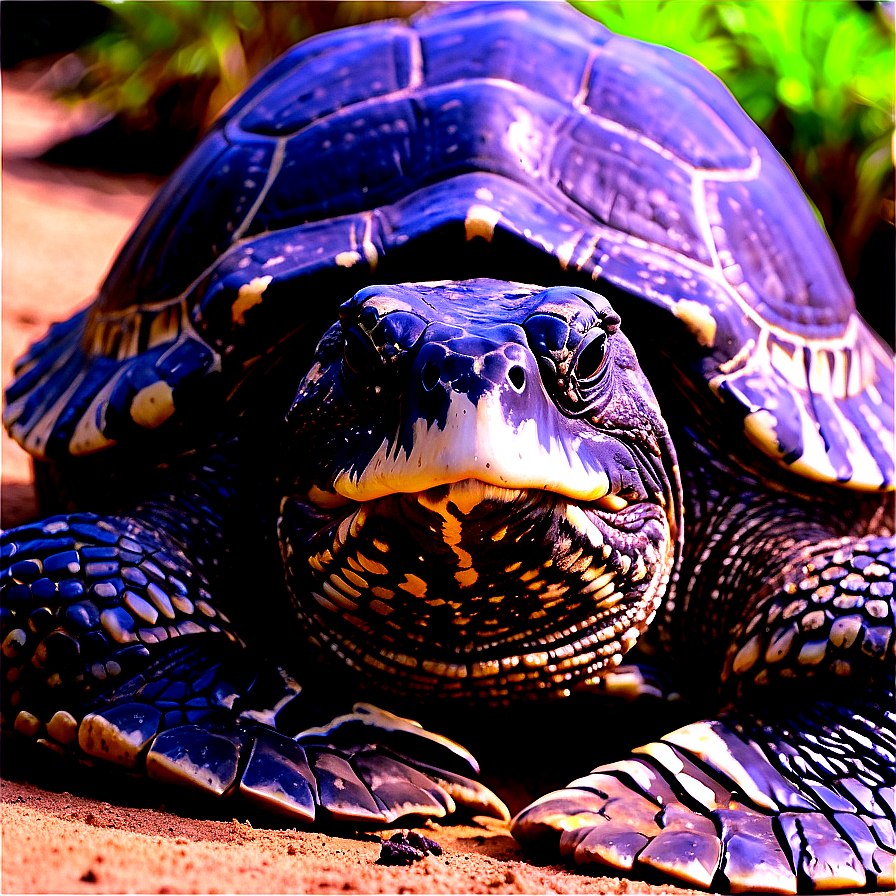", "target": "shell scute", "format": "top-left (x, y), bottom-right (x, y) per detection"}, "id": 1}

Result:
top-left (418, 7), bottom-right (601, 105)
top-left (552, 116), bottom-right (709, 265)
top-left (238, 26), bottom-right (418, 138)
top-left (583, 36), bottom-right (754, 171)
top-left (195, 212), bottom-right (386, 357)
top-left (98, 130), bottom-right (230, 315)
top-left (707, 162), bottom-right (853, 337)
